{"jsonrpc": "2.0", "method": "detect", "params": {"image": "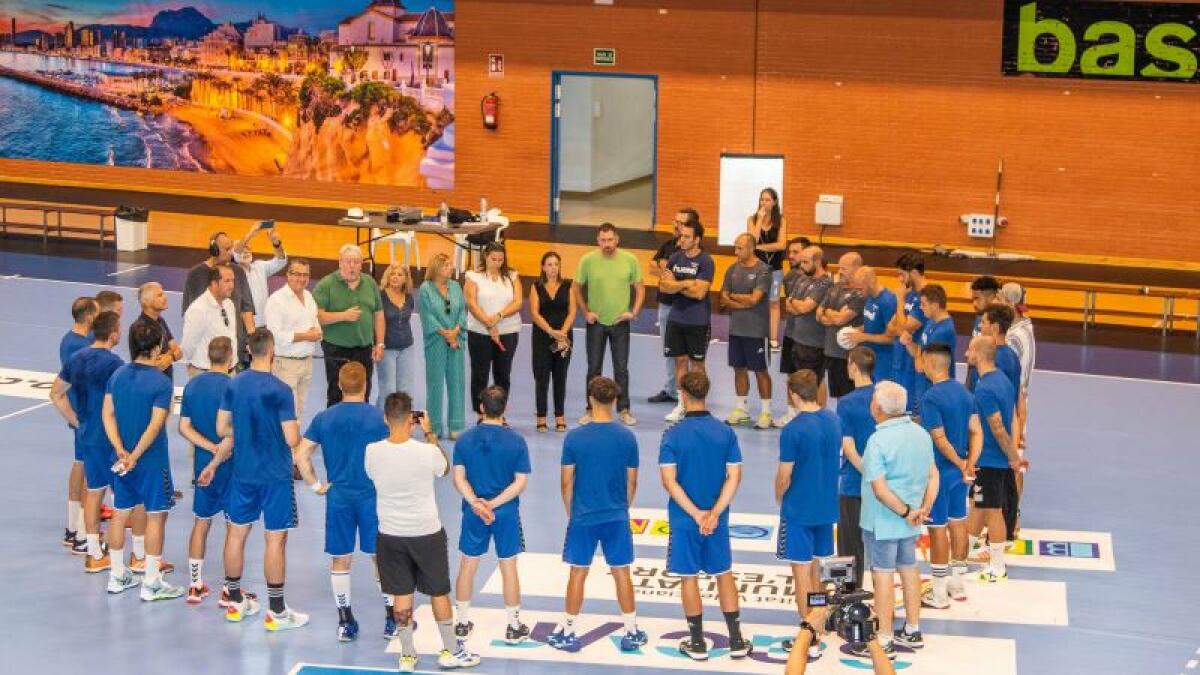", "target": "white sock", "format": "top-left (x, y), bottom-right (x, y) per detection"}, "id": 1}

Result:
top-left (989, 543), bottom-right (1007, 576)
top-left (457, 600), bottom-right (471, 623)
top-left (760, 399), bottom-right (772, 415)
top-left (145, 554), bottom-right (162, 585)
top-left (506, 605), bottom-right (520, 629)
top-left (132, 535), bottom-right (146, 559)
top-left (621, 612), bottom-right (637, 633)
top-left (951, 559), bottom-right (968, 579)
top-left (735, 396), bottom-right (748, 410)
top-left (110, 548), bottom-right (126, 577)
top-left (904, 622), bottom-right (919, 635)
top-left (332, 571), bottom-right (352, 609)
top-left (68, 500), bottom-right (83, 534)
top-left (189, 558), bottom-right (203, 588)
top-left (931, 564), bottom-right (949, 599)
top-left (86, 534), bottom-right (102, 559)
top-left (560, 614), bottom-right (577, 634)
